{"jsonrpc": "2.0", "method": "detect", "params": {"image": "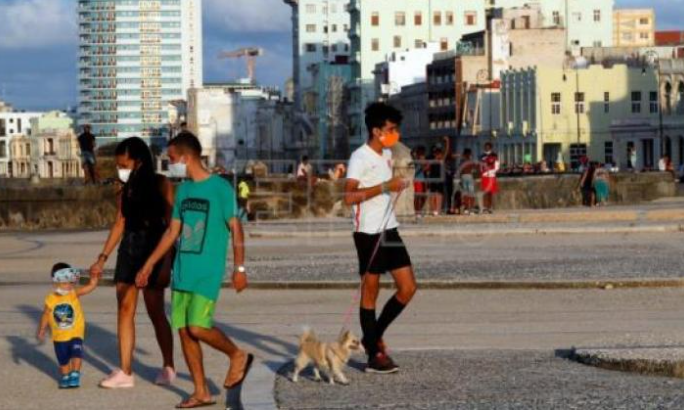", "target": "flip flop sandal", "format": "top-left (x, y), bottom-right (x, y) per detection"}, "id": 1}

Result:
top-left (175, 397), bottom-right (217, 409)
top-left (225, 353), bottom-right (254, 389)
